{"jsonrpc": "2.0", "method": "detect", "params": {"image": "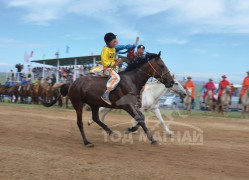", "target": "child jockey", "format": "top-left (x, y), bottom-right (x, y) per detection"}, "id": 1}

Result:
top-left (101, 33), bottom-right (139, 105)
